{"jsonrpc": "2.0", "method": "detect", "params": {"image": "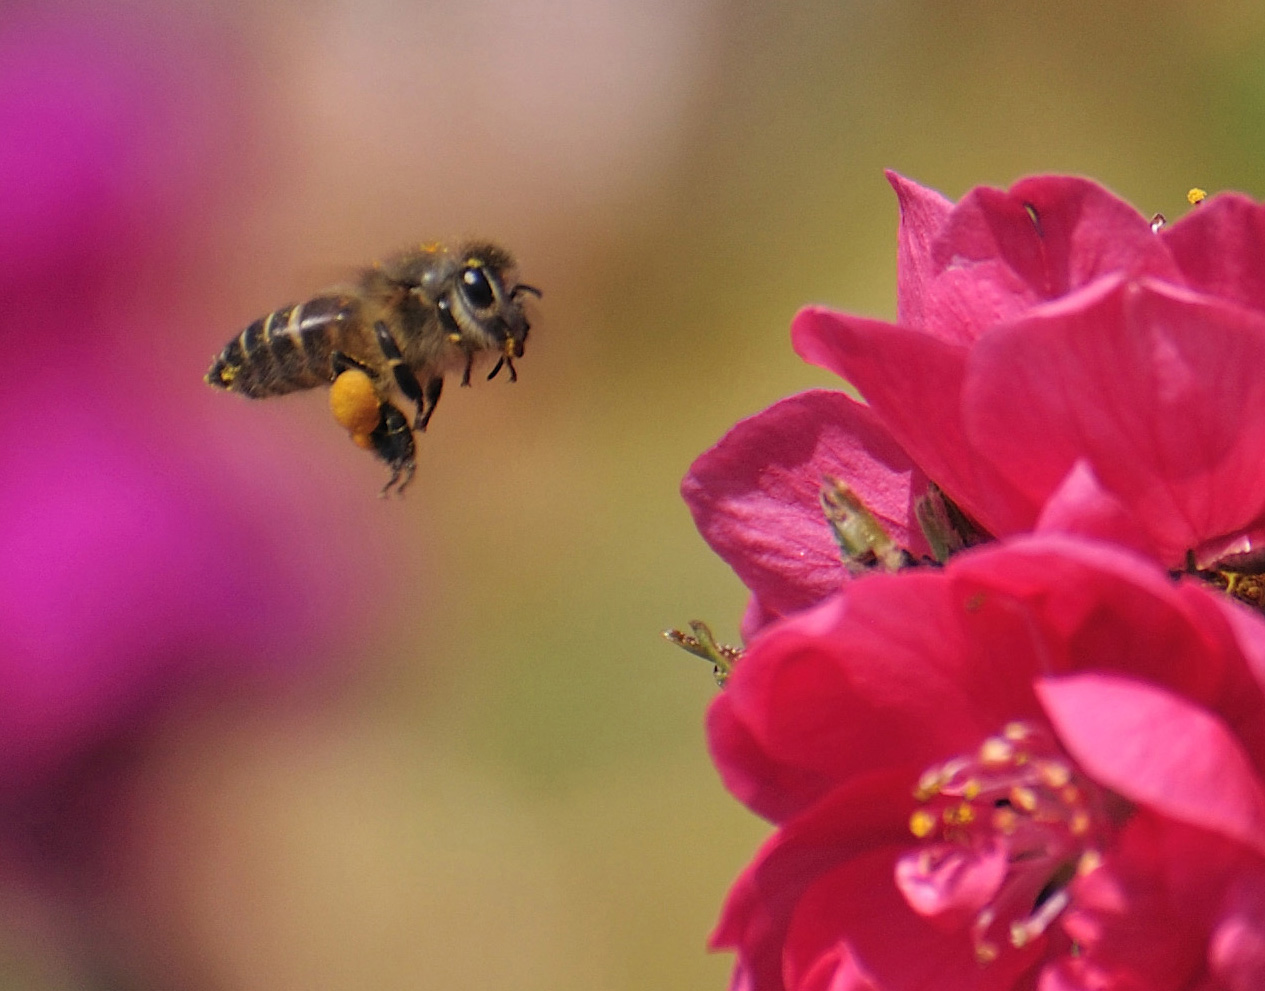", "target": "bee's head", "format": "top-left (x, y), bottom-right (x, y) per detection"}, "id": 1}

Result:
top-left (435, 244), bottom-right (540, 378)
